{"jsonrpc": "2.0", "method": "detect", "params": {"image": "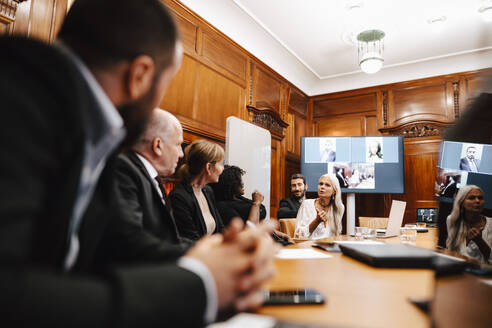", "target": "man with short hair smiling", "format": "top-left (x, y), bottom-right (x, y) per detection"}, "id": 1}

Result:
top-left (277, 173), bottom-right (308, 218)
